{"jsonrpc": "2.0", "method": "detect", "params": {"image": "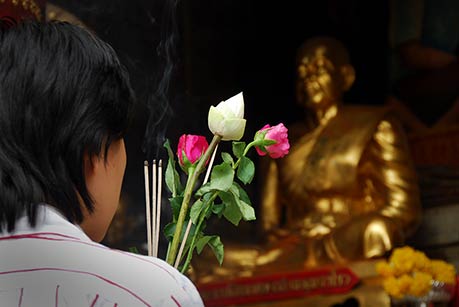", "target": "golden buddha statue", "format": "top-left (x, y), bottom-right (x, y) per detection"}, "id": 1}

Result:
top-left (191, 36), bottom-right (422, 284)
